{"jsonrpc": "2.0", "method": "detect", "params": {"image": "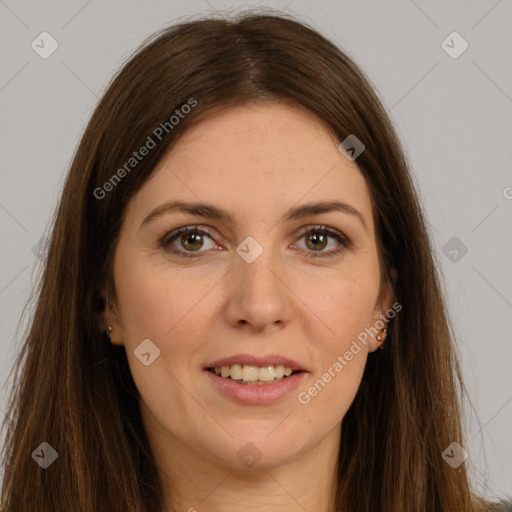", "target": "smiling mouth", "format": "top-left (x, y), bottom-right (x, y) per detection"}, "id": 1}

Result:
top-left (207, 364), bottom-right (302, 386)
